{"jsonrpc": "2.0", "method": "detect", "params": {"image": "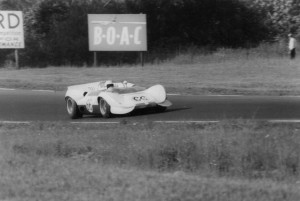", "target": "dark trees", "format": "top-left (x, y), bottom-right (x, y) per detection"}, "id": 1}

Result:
top-left (0, 0), bottom-right (281, 66)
